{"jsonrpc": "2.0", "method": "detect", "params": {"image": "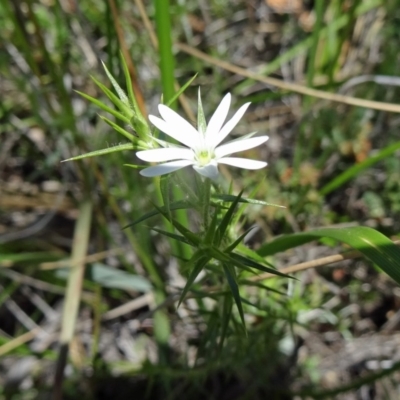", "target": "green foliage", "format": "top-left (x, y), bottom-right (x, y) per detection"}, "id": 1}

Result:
top-left (2, 0), bottom-right (400, 397)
